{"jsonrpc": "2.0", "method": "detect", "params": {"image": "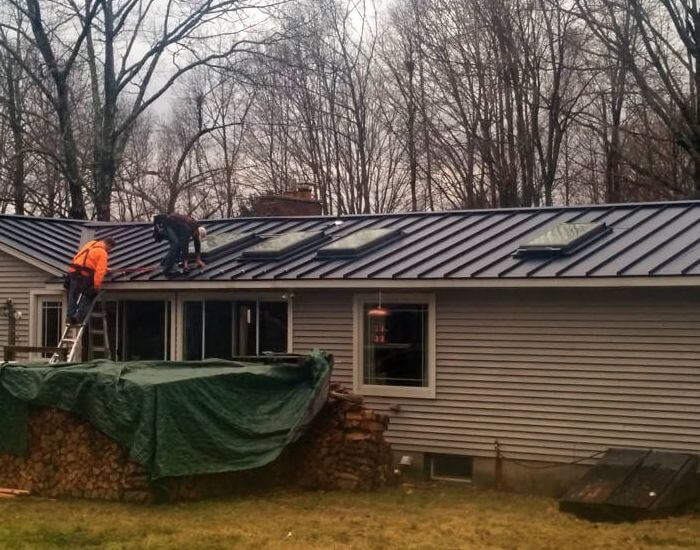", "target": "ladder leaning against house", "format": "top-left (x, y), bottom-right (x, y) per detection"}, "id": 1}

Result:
top-left (49, 292), bottom-right (111, 364)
